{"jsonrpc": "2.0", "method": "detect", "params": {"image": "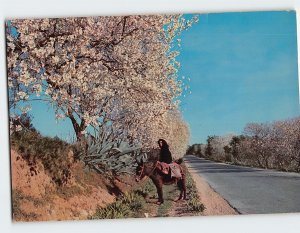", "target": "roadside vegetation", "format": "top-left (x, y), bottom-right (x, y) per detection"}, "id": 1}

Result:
top-left (90, 189), bottom-right (148, 219)
top-left (185, 171), bottom-right (205, 212)
top-left (187, 117), bottom-right (300, 172)
top-left (11, 129), bottom-right (75, 186)
top-left (90, 163), bottom-right (205, 219)
top-left (10, 118), bottom-right (117, 221)
top-left (10, 114), bottom-right (204, 221)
